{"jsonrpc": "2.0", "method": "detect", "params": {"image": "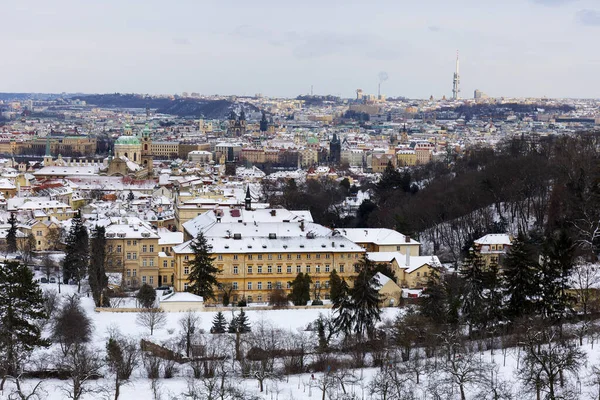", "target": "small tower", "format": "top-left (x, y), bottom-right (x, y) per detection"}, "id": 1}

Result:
top-left (401, 124), bottom-right (409, 143)
top-left (140, 124), bottom-right (153, 175)
top-left (245, 186), bottom-right (252, 211)
top-left (43, 136), bottom-right (53, 166)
